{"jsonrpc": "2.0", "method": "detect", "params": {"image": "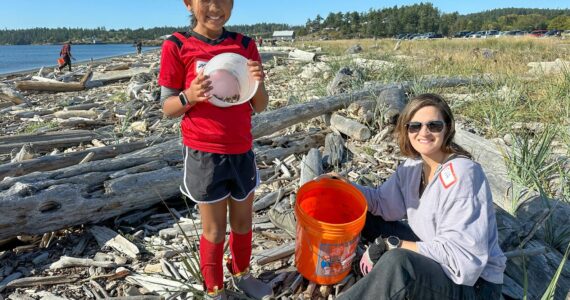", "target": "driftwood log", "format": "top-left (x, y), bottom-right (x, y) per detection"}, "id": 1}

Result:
top-left (0, 130), bottom-right (95, 155)
top-left (299, 148), bottom-right (323, 186)
top-left (90, 68), bottom-right (151, 85)
top-left (288, 49), bottom-right (316, 62)
top-left (15, 71), bottom-right (92, 92)
top-left (330, 113), bottom-right (371, 141)
top-left (0, 140), bottom-right (151, 180)
top-left (0, 84), bottom-right (30, 105)
top-left (0, 139), bottom-right (183, 240)
top-left (251, 76), bottom-right (491, 138)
